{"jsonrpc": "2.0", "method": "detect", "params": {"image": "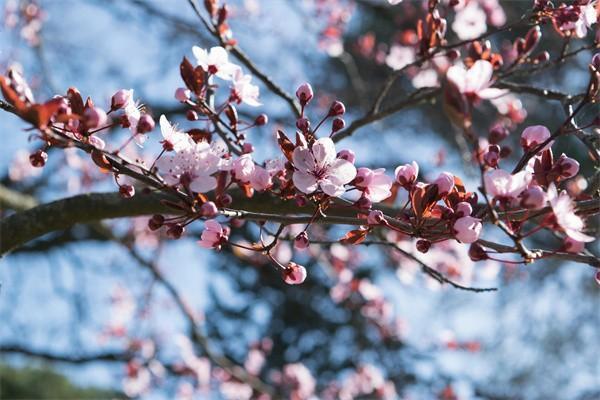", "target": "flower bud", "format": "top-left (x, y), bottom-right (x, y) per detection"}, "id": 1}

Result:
top-left (175, 87), bottom-right (191, 102)
top-left (111, 89), bottom-right (132, 110)
top-left (337, 149), bottom-right (355, 164)
top-left (83, 107), bottom-right (108, 129)
top-left (242, 143), bottom-right (254, 154)
top-left (29, 150), bottom-right (47, 167)
top-left (468, 243), bottom-right (488, 261)
top-left (119, 184), bottom-right (135, 198)
top-left (416, 239), bottom-right (431, 253)
top-left (296, 117), bottom-right (310, 132)
top-left (282, 262), bottom-right (307, 285)
top-left (434, 172), bottom-right (454, 196)
top-left (367, 210), bottom-right (385, 225)
top-left (148, 214), bottom-right (165, 231)
top-left (521, 125), bottom-right (551, 151)
top-left (186, 110), bottom-right (199, 121)
top-left (137, 114), bottom-right (155, 134)
top-left (394, 161), bottom-right (419, 187)
top-left (488, 125), bottom-right (509, 144)
top-left (332, 117), bottom-right (345, 133)
top-left (555, 153), bottom-right (579, 179)
top-left (166, 224), bottom-right (185, 239)
top-left (356, 197), bottom-right (372, 210)
top-left (453, 216), bottom-right (482, 243)
top-left (455, 201), bottom-right (473, 217)
top-left (201, 201), bottom-right (218, 217)
top-left (255, 113), bottom-right (268, 126)
top-left (219, 193), bottom-right (233, 206)
top-left (295, 83), bottom-right (314, 106)
top-left (294, 232), bottom-right (310, 250)
top-left (328, 100), bottom-right (346, 117)
top-left (483, 149), bottom-right (499, 168)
